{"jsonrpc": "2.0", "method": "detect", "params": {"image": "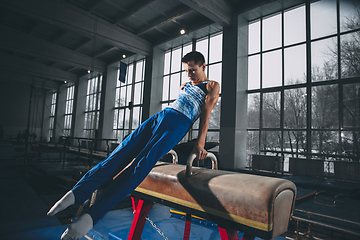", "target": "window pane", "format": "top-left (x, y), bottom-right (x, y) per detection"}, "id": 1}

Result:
top-left (209, 97), bottom-right (221, 129)
top-left (341, 32), bottom-right (360, 78)
top-left (135, 60), bottom-right (144, 82)
top-left (341, 131), bottom-right (360, 158)
top-left (120, 87), bottom-right (126, 107)
top-left (181, 70), bottom-right (188, 85)
top-left (132, 107), bottom-right (140, 129)
top-left (191, 130), bottom-right (198, 141)
top-left (207, 132), bottom-right (219, 142)
top-left (311, 37), bottom-right (338, 81)
top-left (285, 6), bottom-right (306, 46)
top-left (196, 38), bottom-right (208, 64)
top-left (263, 50), bottom-right (282, 88)
top-left (262, 92), bottom-right (281, 128)
top-left (162, 103), bottom-right (168, 110)
top-left (118, 109), bottom-right (124, 129)
top-left (208, 63), bottom-right (222, 85)
top-left (134, 82), bottom-right (142, 105)
top-left (126, 85), bottom-right (132, 105)
top-left (312, 85), bottom-right (338, 129)
top-left (118, 130), bottom-right (125, 142)
top-left (192, 118), bottom-right (199, 129)
top-left (261, 131), bottom-right (281, 152)
top-left (182, 44), bottom-right (192, 57)
top-left (162, 76), bottom-right (169, 101)
top-left (115, 88), bottom-right (120, 108)
top-left (247, 131), bottom-right (260, 157)
top-left (164, 51), bottom-right (170, 75)
top-left (249, 21), bottom-right (260, 54)
top-left (283, 131), bottom-right (306, 153)
top-left (99, 76), bottom-right (103, 92)
top-left (312, 131), bottom-right (339, 155)
top-left (311, 0), bottom-right (337, 39)
top-left (113, 109), bottom-right (118, 129)
top-left (171, 48), bottom-right (181, 73)
top-left (262, 14), bottom-right (282, 51)
top-left (284, 88), bottom-right (307, 129)
top-left (343, 83), bottom-right (360, 128)
top-left (248, 54), bottom-right (260, 90)
top-left (209, 33), bottom-right (222, 63)
top-left (340, 1), bottom-right (360, 32)
top-left (170, 73), bottom-right (180, 100)
top-left (124, 108), bottom-right (130, 129)
top-left (247, 93), bottom-right (260, 129)
top-left (127, 64), bottom-right (133, 84)
top-left (284, 44), bottom-right (306, 85)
